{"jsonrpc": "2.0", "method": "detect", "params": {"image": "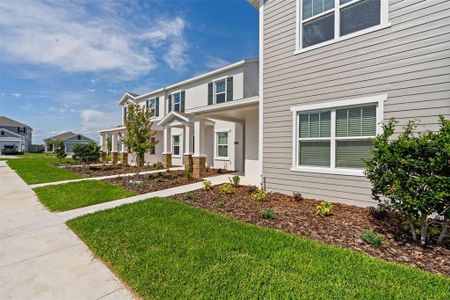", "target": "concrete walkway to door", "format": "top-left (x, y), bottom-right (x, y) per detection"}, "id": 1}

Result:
top-left (0, 161), bottom-right (134, 300)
